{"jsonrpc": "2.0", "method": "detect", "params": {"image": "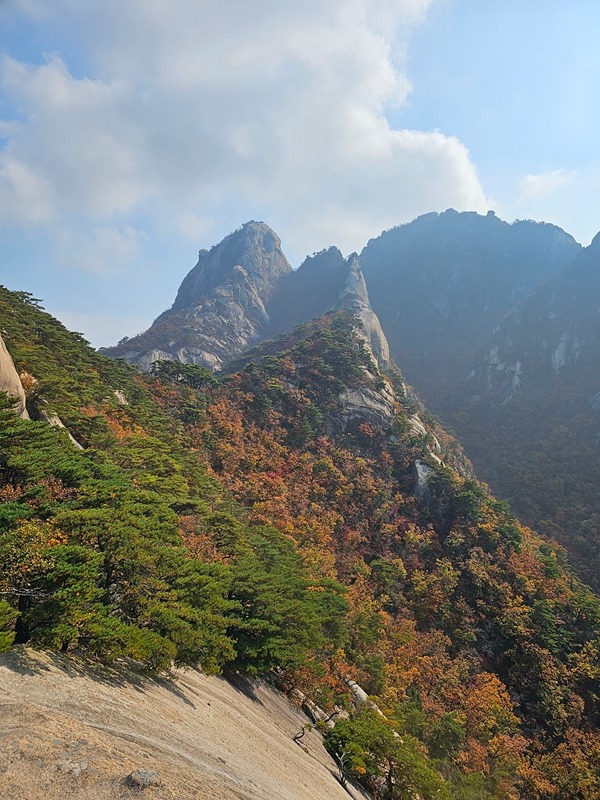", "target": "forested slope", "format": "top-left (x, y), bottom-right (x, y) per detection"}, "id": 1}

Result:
top-left (359, 210), bottom-right (600, 590)
top-left (454, 234), bottom-right (600, 589)
top-left (0, 287), bottom-right (598, 799)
